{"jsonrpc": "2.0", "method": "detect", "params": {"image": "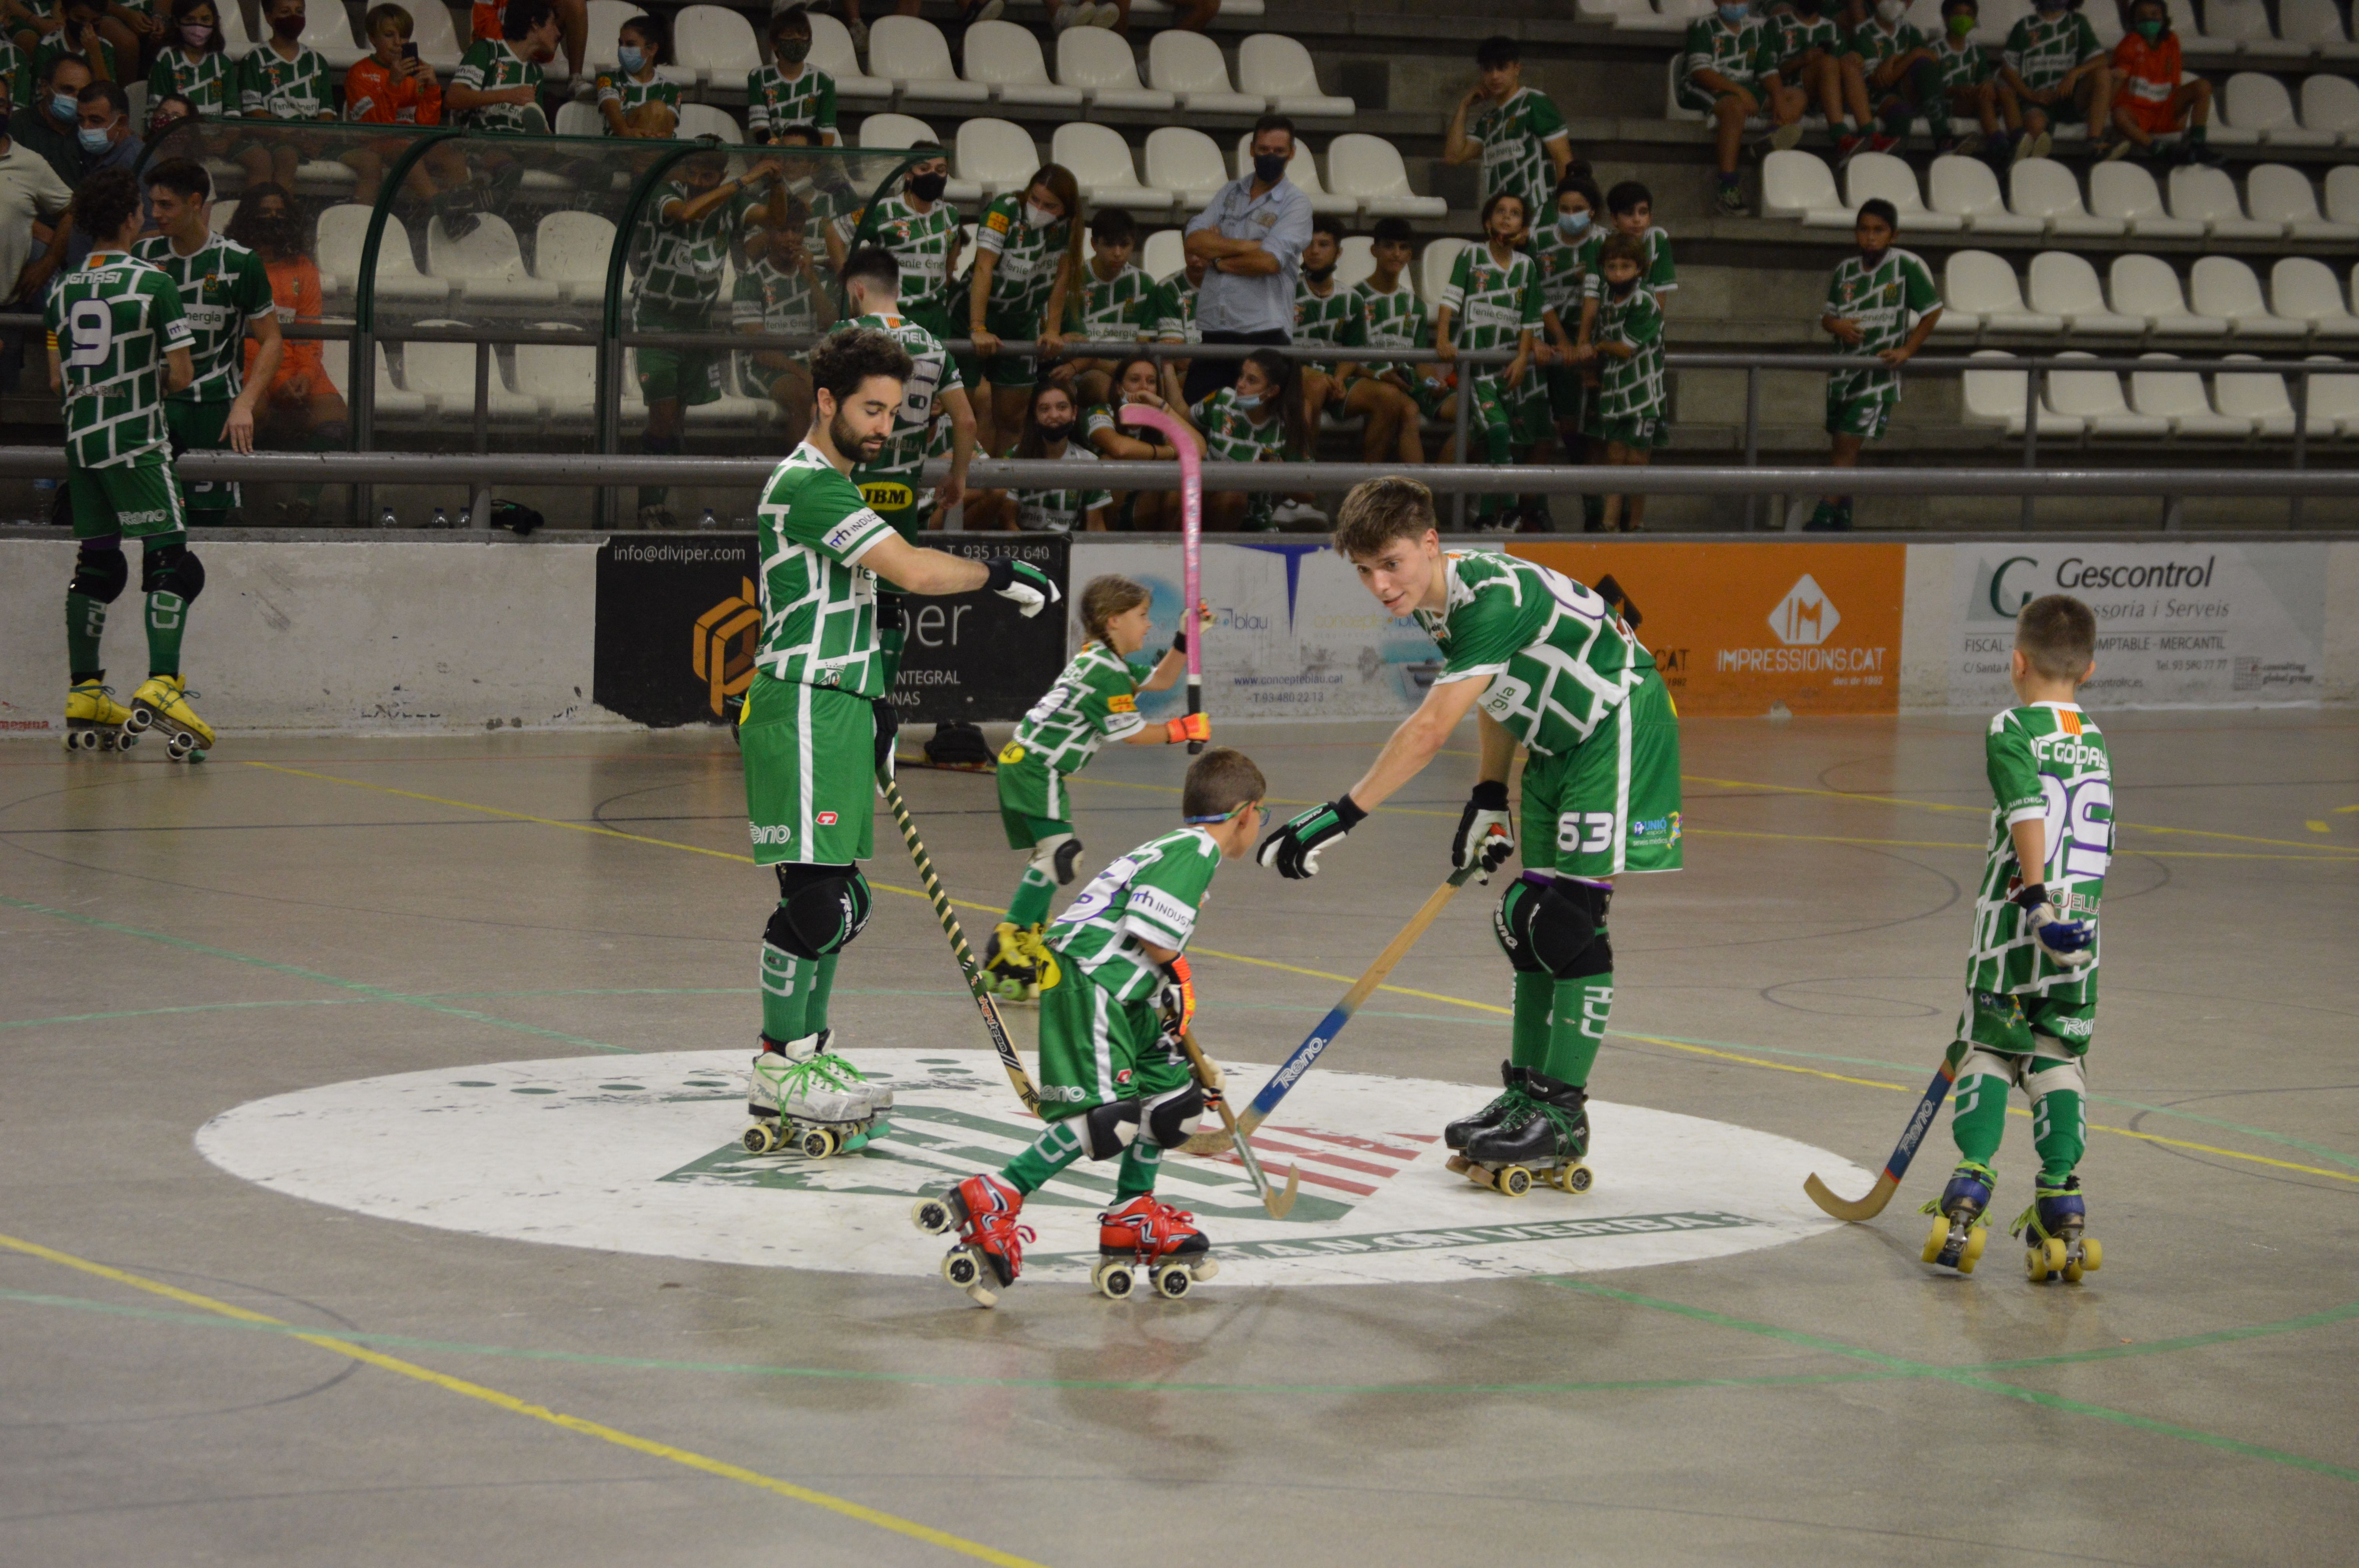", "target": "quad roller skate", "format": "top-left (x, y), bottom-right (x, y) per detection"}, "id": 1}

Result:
top-left (63, 678), bottom-right (133, 753)
top-left (1449, 1069), bottom-right (1594, 1198)
top-left (742, 1031), bottom-right (892, 1157)
top-left (911, 1174), bottom-right (1033, 1307)
top-left (1445, 1062), bottom-right (1527, 1152)
top-left (1092, 1194), bottom-right (1219, 1300)
top-left (1920, 1161), bottom-right (1996, 1274)
top-left (981, 921), bottom-right (1058, 1003)
top-left (123, 674), bottom-right (213, 762)
top-left (2013, 1175), bottom-right (2102, 1284)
